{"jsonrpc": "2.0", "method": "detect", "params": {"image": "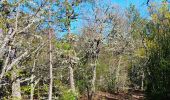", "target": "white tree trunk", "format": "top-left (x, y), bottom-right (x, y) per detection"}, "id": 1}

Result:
top-left (69, 65), bottom-right (75, 93)
top-left (30, 78), bottom-right (39, 100)
top-left (30, 80), bottom-right (34, 100)
top-left (11, 68), bottom-right (21, 100)
top-left (48, 31), bottom-right (53, 100)
top-left (30, 58), bottom-right (36, 100)
top-left (48, 6), bottom-right (53, 100)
